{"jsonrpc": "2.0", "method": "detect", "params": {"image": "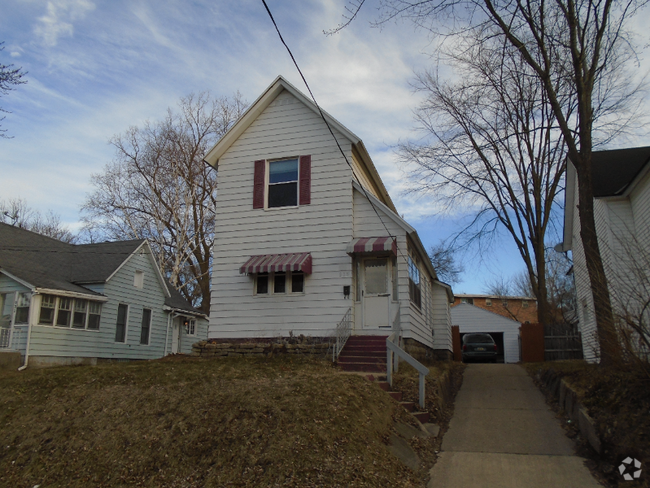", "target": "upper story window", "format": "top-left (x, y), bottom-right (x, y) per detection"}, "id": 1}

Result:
top-left (460, 297), bottom-right (474, 305)
top-left (269, 159), bottom-right (299, 208)
top-left (253, 156), bottom-right (311, 209)
top-left (134, 270), bottom-right (144, 289)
